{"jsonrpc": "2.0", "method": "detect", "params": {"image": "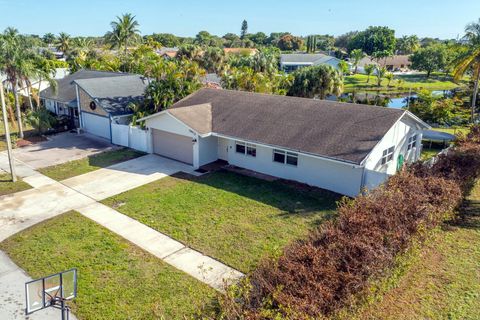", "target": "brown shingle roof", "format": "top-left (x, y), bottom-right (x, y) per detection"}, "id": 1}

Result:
top-left (169, 103), bottom-right (212, 135)
top-left (171, 89), bottom-right (409, 164)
